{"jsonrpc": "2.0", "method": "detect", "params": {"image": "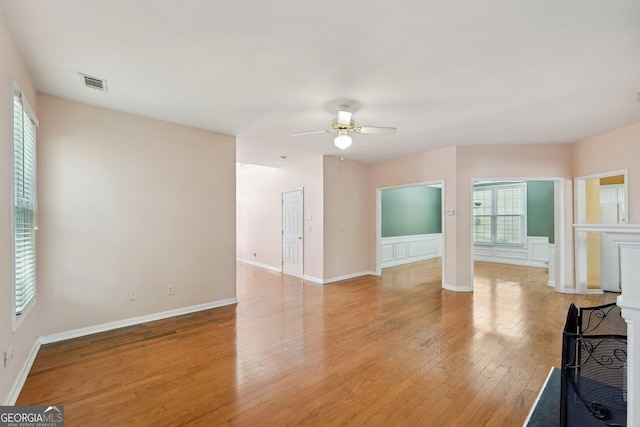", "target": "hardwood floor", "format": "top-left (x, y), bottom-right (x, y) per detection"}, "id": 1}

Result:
top-left (17, 260), bottom-right (617, 426)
